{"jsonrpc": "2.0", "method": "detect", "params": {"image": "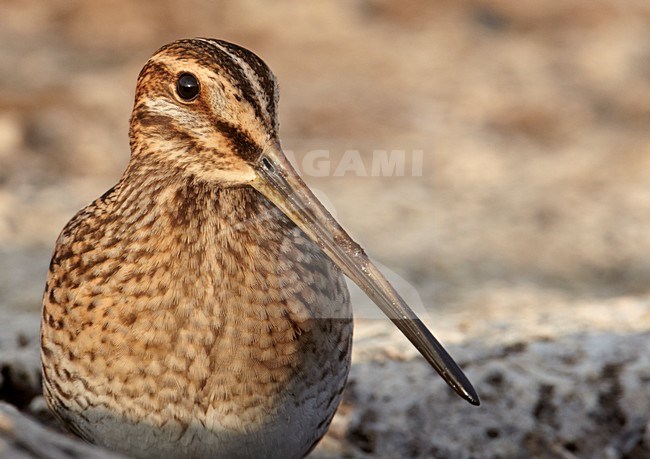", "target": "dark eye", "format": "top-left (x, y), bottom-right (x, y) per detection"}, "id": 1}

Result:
top-left (176, 73), bottom-right (200, 101)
